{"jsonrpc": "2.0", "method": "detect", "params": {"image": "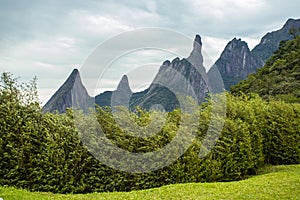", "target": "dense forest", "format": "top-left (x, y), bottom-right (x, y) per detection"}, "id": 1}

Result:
top-left (0, 36), bottom-right (300, 194)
